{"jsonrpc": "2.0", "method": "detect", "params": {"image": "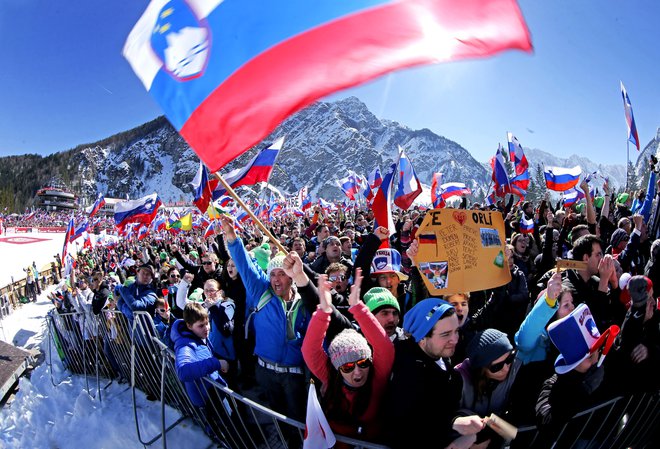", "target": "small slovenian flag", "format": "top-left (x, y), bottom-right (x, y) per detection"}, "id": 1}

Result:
top-left (520, 215), bottom-right (534, 234)
top-left (87, 192), bottom-right (106, 218)
top-left (544, 166), bottom-right (581, 192)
